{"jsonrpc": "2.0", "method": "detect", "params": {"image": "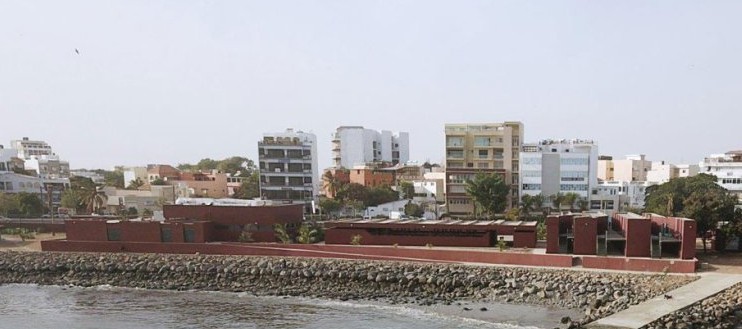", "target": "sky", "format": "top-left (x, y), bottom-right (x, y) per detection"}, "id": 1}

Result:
top-left (1, 1), bottom-right (741, 171)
